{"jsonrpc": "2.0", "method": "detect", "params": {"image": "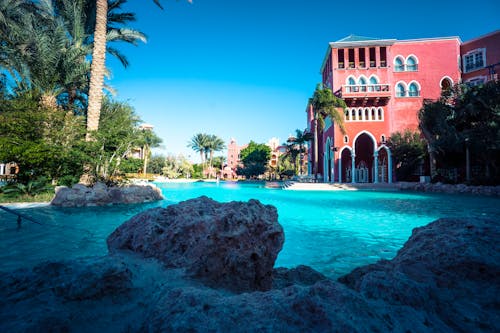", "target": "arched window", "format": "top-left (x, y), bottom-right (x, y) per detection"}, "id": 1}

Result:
top-left (351, 109), bottom-right (356, 121)
top-left (381, 135), bottom-right (386, 143)
top-left (369, 76), bottom-right (378, 91)
top-left (344, 135), bottom-right (349, 143)
top-left (357, 108), bottom-right (363, 121)
top-left (409, 82), bottom-right (420, 97)
top-left (396, 83), bottom-right (406, 97)
top-left (406, 56), bottom-right (418, 71)
top-left (347, 77), bottom-right (356, 92)
top-left (358, 77), bottom-right (367, 92)
top-left (364, 108), bottom-right (369, 121)
top-left (394, 57), bottom-right (404, 71)
top-left (440, 77), bottom-right (452, 91)
top-left (345, 109), bottom-right (350, 121)
top-left (377, 108), bottom-right (383, 120)
top-left (371, 108), bottom-right (376, 120)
